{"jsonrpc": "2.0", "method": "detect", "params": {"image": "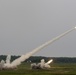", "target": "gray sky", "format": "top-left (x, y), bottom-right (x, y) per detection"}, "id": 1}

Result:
top-left (0, 0), bottom-right (76, 57)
